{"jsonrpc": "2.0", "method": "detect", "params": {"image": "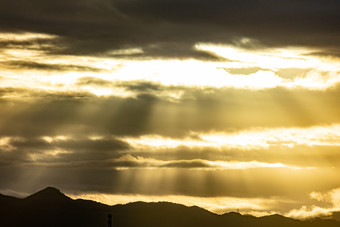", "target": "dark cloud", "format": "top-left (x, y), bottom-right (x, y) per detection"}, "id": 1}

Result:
top-left (107, 156), bottom-right (213, 169)
top-left (0, 38), bottom-right (63, 53)
top-left (9, 138), bottom-right (52, 152)
top-left (2, 84), bottom-right (340, 138)
top-left (0, 61), bottom-right (104, 72)
top-left (307, 49), bottom-right (340, 59)
top-left (13, 137), bottom-right (128, 156)
top-left (1, 162), bottom-right (338, 202)
top-left (56, 138), bottom-right (129, 161)
top-left (76, 77), bottom-right (113, 86)
top-left (0, 87), bottom-right (94, 101)
top-left (117, 81), bottom-right (161, 92)
top-left (1, 0), bottom-right (340, 58)
top-left (159, 160), bottom-right (211, 168)
top-left (2, 127), bottom-right (340, 201)
top-left (0, 137), bottom-right (130, 176)
top-left (4, 133), bottom-right (340, 171)
top-left (224, 67), bottom-right (265, 75)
